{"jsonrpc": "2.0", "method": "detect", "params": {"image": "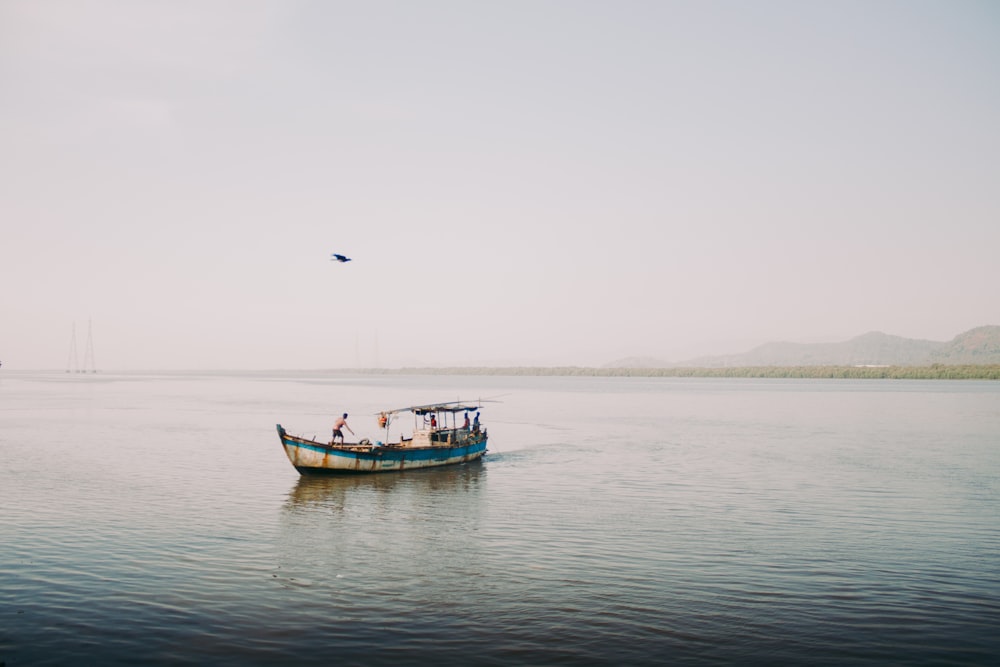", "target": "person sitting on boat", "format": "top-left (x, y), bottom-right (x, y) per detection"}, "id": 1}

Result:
top-left (462, 412), bottom-right (470, 430)
top-left (472, 411), bottom-right (480, 433)
top-left (378, 411), bottom-right (388, 429)
top-left (332, 413), bottom-right (354, 444)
